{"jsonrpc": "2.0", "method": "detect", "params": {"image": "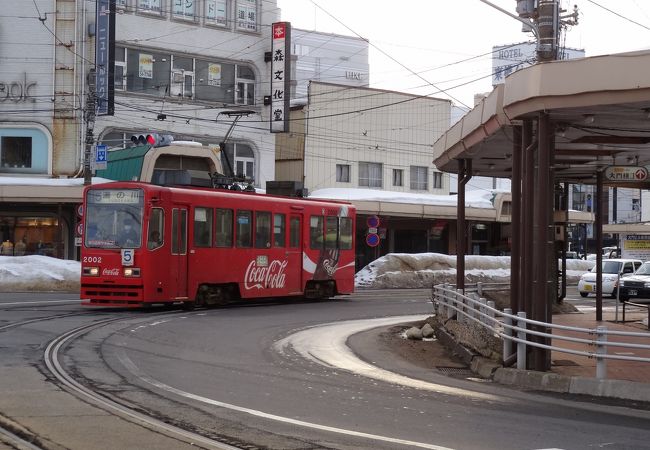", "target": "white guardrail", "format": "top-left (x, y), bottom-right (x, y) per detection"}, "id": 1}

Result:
top-left (432, 283), bottom-right (650, 380)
